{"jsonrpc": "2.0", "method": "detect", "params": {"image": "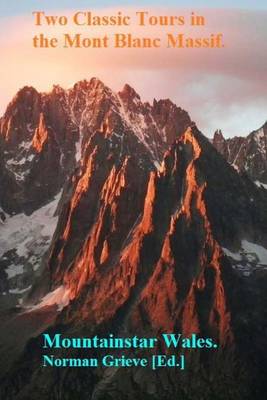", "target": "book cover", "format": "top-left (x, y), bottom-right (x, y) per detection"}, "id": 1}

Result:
top-left (0, 1), bottom-right (266, 399)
